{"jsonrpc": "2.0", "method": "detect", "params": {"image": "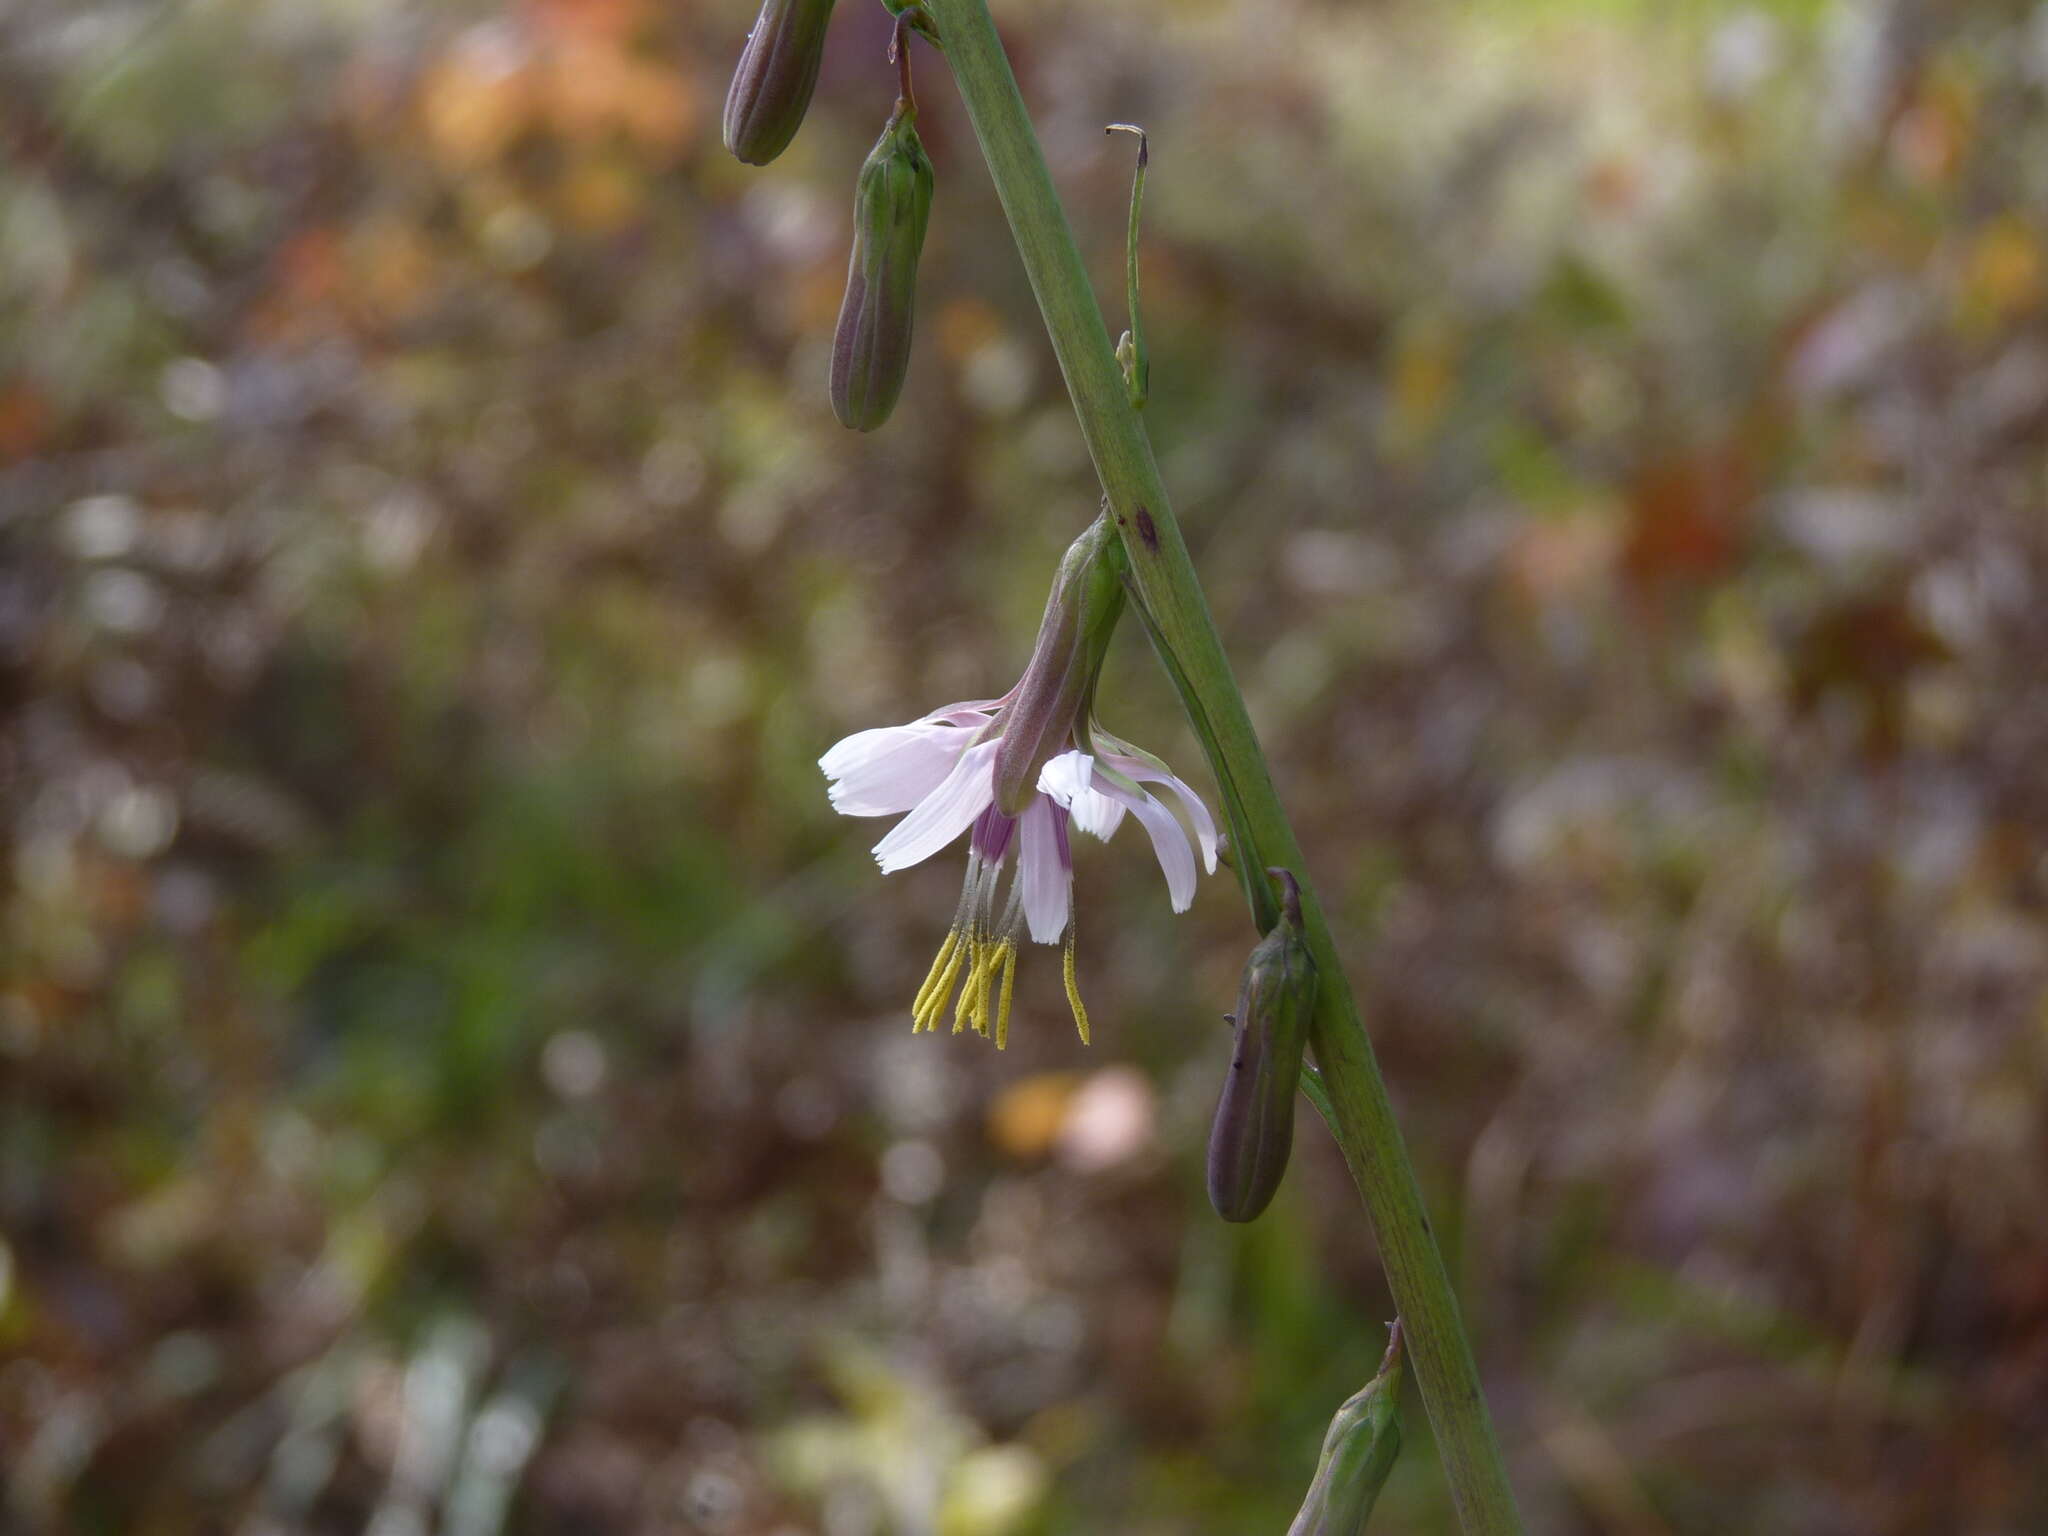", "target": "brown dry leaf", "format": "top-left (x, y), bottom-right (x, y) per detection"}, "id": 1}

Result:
top-left (937, 298), bottom-right (1006, 365)
top-left (1619, 442), bottom-right (1754, 595)
top-left (987, 1072), bottom-right (1082, 1160)
top-left (1382, 318), bottom-right (1459, 459)
top-left (542, 36), bottom-right (693, 152)
top-left (418, 28), bottom-right (538, 170)
top-left (526, 0), bottom-right (650, 46)
top-left (1506, 507), bottom-right (1620, 606)
top-left (347, 214), bottom-right (440, 327)
top-left (244, 225), bottom-right (346, 341)
top-left (795, 264), bottom-right (848, 332)
top-left (559, 153), bottom-right (645, 234)
top-left (1966, 217), bottom-right (2044, 321)
top-left (0, 383), bottom-right (52, 461)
